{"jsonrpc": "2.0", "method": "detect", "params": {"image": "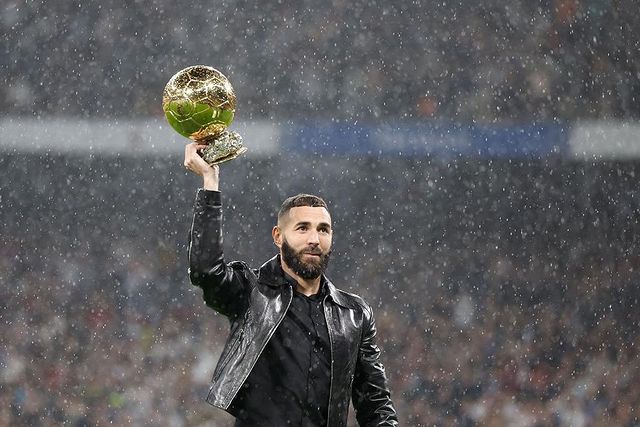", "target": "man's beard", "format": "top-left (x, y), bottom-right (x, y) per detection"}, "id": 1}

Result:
top-left (281, 238), bottom-right (331, 280)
